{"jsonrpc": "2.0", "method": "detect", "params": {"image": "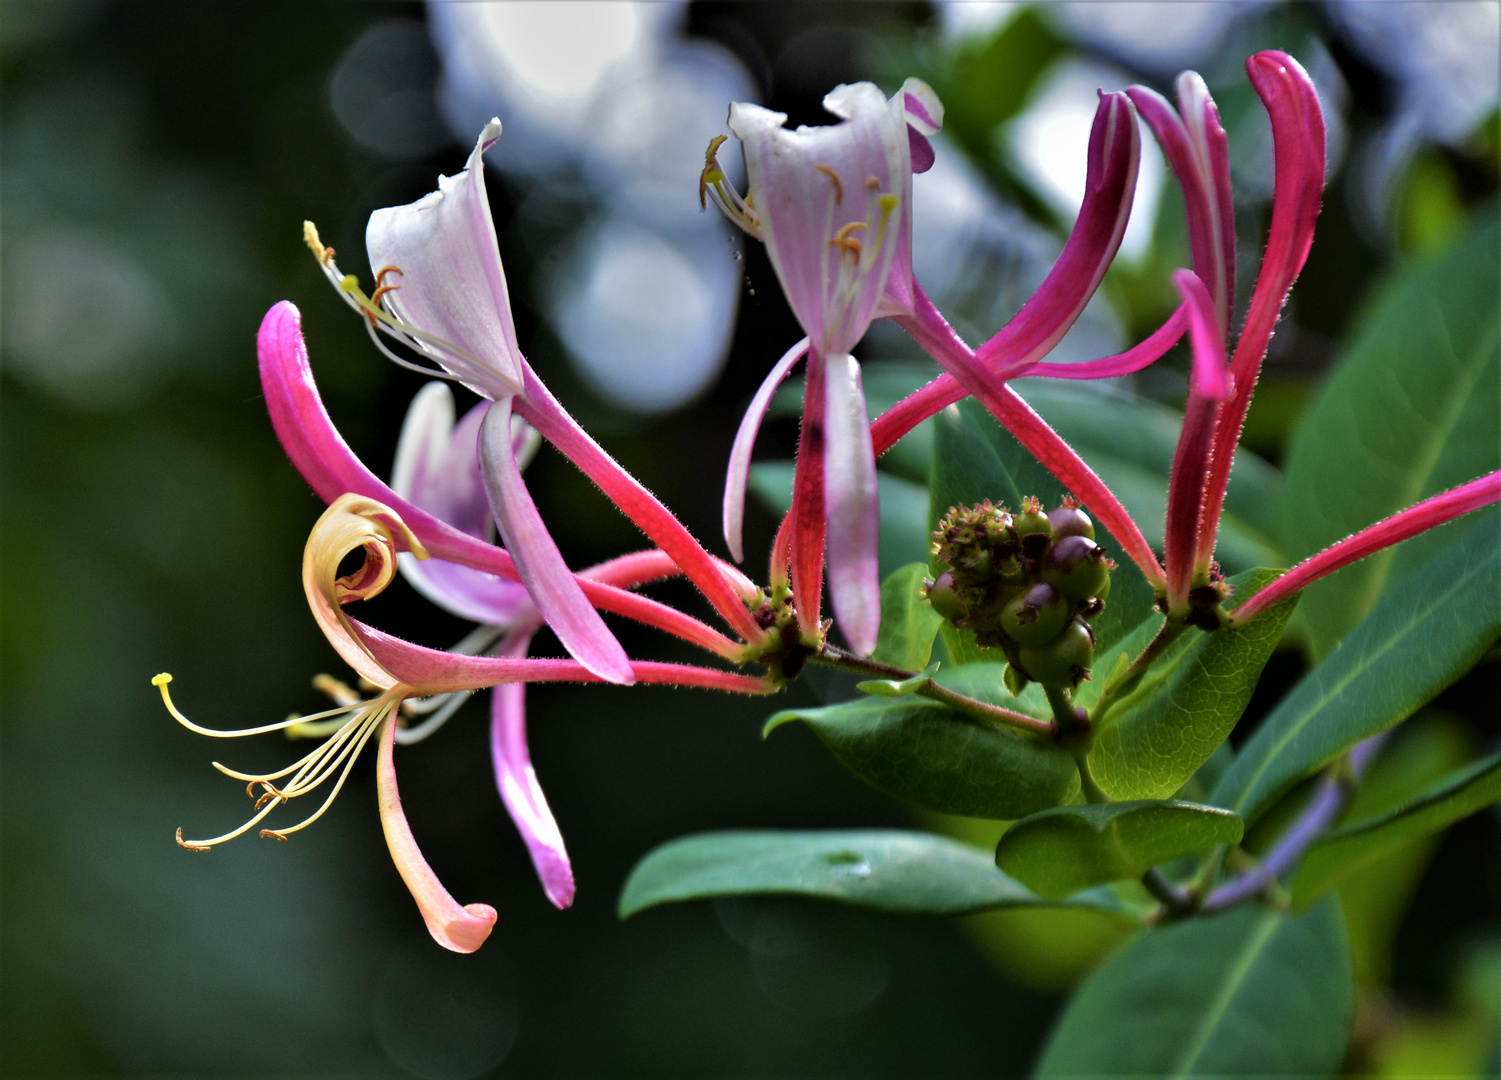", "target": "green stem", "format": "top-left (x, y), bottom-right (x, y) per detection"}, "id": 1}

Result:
top-left (814, 646), bottom-right (1056, 738)
top-left (1142, 867), bottom-right (1198, 919)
